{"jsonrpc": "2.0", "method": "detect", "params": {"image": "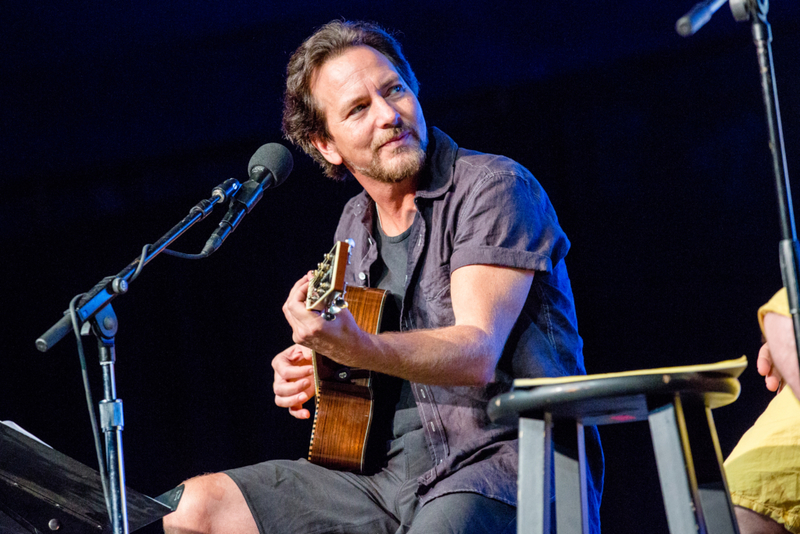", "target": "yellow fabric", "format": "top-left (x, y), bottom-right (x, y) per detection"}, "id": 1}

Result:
top-left (724, 388), bottom-right (800, 533)
top-left (724, 288), bottom-right (800, 533)
top-left (758, 287), bottom-right (790, 336)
